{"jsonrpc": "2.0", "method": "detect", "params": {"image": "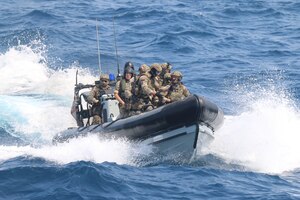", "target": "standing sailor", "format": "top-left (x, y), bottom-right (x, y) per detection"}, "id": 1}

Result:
top-left (114, 67), bottom-right (135, 118)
